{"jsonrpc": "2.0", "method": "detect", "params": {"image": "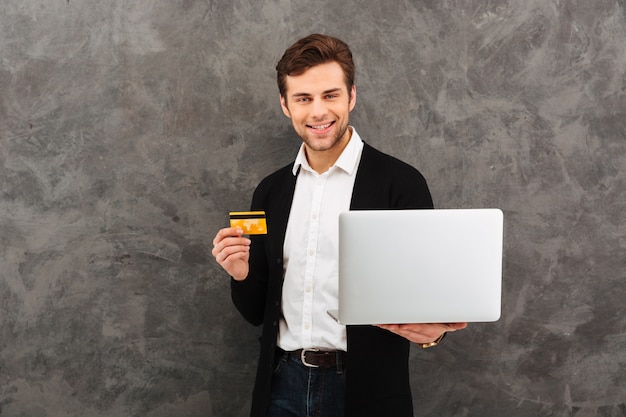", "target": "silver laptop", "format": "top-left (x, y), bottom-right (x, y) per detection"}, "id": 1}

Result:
top-left (328, 209), bottom-right (503, 324)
